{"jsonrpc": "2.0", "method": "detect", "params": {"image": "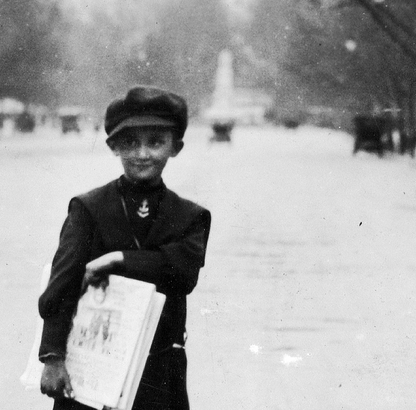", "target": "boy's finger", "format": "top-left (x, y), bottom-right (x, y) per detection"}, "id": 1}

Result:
top-left (63, 380), bottom-right (74, 399)
top-left (63, 389), bottom-right (75, 399)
